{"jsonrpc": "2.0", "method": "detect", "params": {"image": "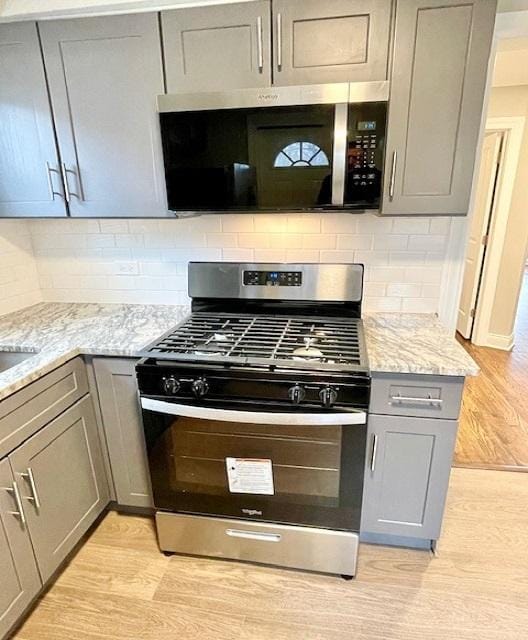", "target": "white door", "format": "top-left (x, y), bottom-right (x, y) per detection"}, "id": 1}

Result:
top-left (457, 131), bottom-right (503, 338)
